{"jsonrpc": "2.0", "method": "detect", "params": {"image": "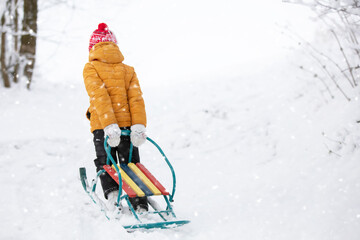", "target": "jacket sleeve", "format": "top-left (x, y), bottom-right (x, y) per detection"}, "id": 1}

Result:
top-left (127, 69), bottom-right (147, 127)
top-left (83, 62), bottom-right (117, 128)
